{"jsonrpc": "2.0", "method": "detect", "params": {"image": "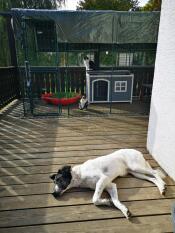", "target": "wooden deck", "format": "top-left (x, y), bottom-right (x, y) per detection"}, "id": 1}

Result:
top-left (0, 103), bottom-right (175, 233)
